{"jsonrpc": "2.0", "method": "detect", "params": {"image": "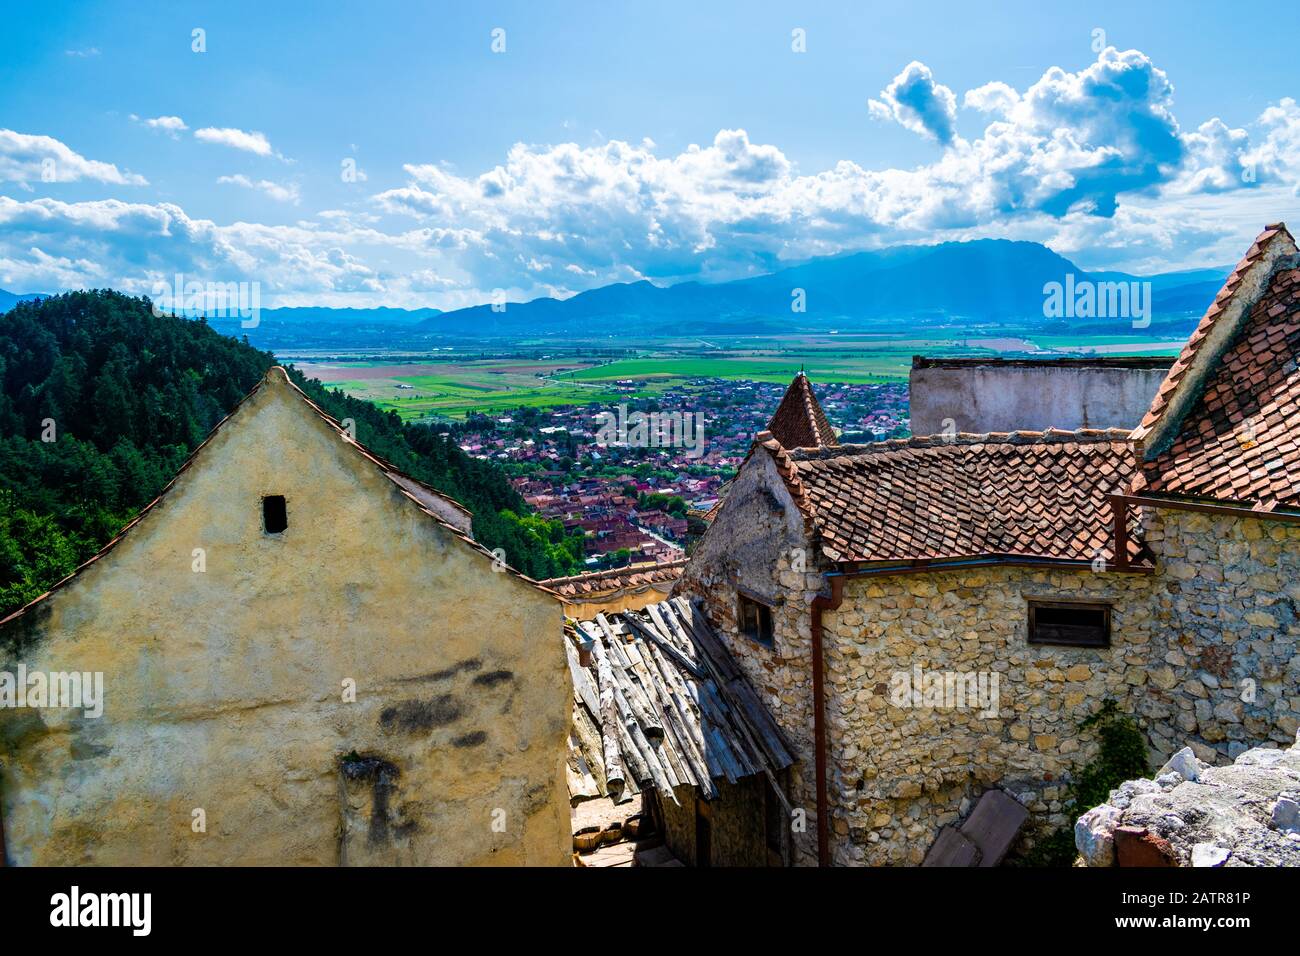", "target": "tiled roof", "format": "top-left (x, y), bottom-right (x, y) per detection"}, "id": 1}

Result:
top-left (1134, 243), bottom-right (1300, 511)
top-left (766, 372), bottom-right (838, 449)
top-left (766, 429), bottom-right (1140, 565)
top-left (1133, 224), bottom-right (1297, 452)
top-left (540, 560), bottom-right (686, 599)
